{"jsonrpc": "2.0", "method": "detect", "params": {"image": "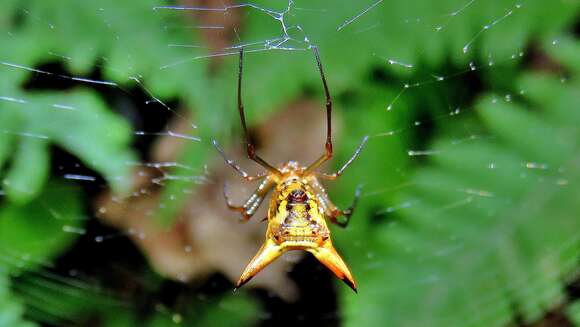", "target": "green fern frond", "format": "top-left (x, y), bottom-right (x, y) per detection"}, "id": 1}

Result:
top-left (343, 38), bottom-right (580, 327)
